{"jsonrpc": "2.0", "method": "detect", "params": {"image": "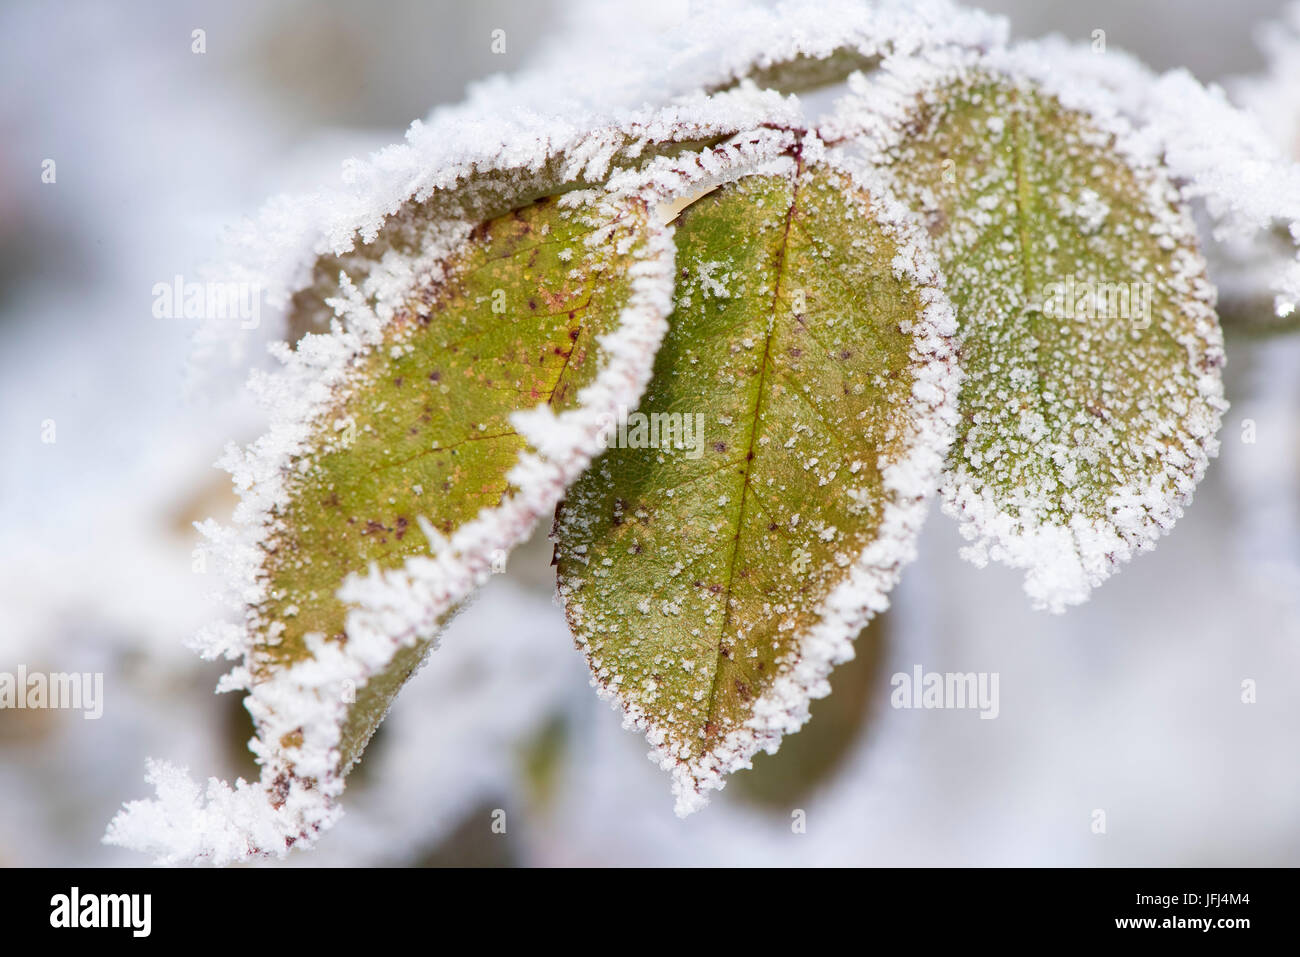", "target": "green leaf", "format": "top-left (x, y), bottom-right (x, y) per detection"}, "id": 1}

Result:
top-left (553, 156), bottom-right (958, 815)
top-left (860, 69), bottom-right (1226, 611)
top-left (261, 188), bottom-right (664, 748)
top-left (208, 168), bottom-right (679, 857)
top-left (108, 104), bottom-right (801, 864)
